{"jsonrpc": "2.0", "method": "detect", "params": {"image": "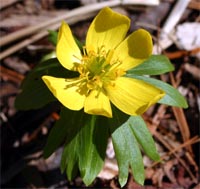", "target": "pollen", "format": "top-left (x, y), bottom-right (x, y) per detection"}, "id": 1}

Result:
top-left (69, 46), bottom-right (125, 96)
